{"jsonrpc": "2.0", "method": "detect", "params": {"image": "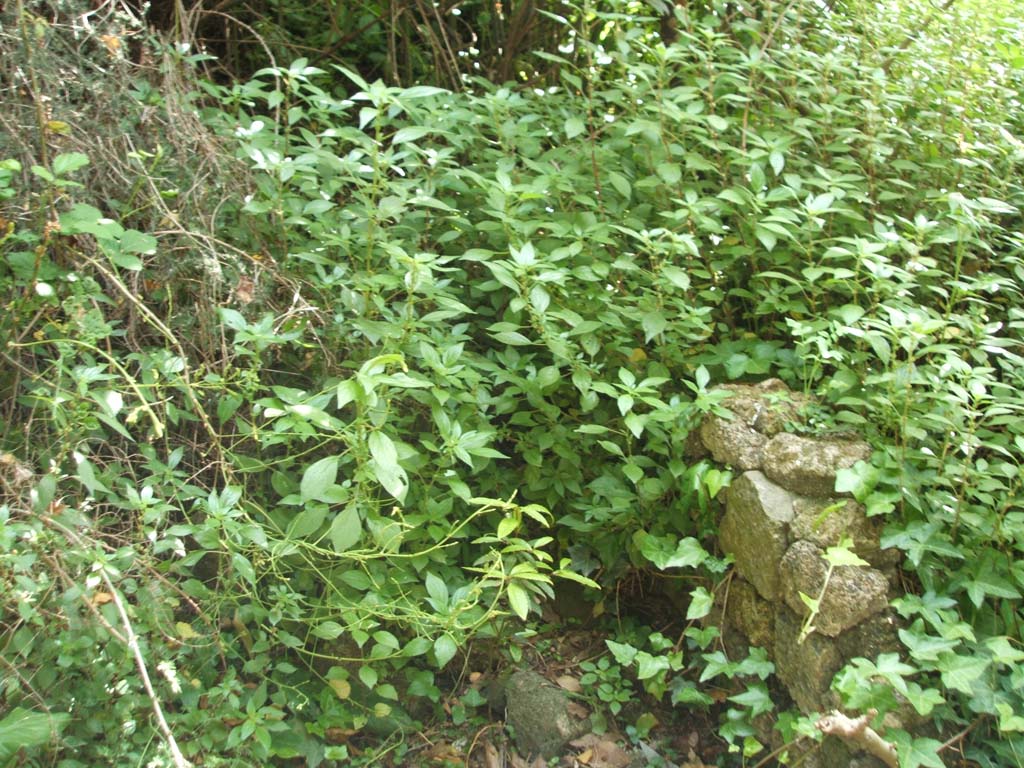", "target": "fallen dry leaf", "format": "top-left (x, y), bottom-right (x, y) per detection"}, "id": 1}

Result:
top-left (482, 740), bottom-right (500, 768)
top-left (569, 734), bottom-right (632, 768)
top-left (566, 700), bottom-right (590, 719)
top-left (556, 674), bottom-right (583, 693)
